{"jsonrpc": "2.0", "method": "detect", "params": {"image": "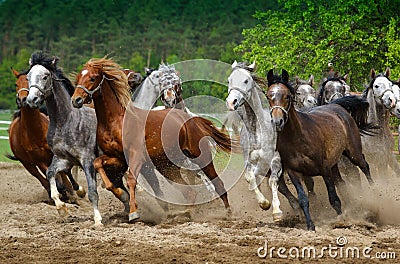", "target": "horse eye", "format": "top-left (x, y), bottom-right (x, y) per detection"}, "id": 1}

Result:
top-left (374, 85), bottom-right (379, 88)
top-left (43, 75), bottom-right (48, 80)
top-left (90, 77), bottom-right (95, 82)
top-left (244, 79), bottom-right (248, 84)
